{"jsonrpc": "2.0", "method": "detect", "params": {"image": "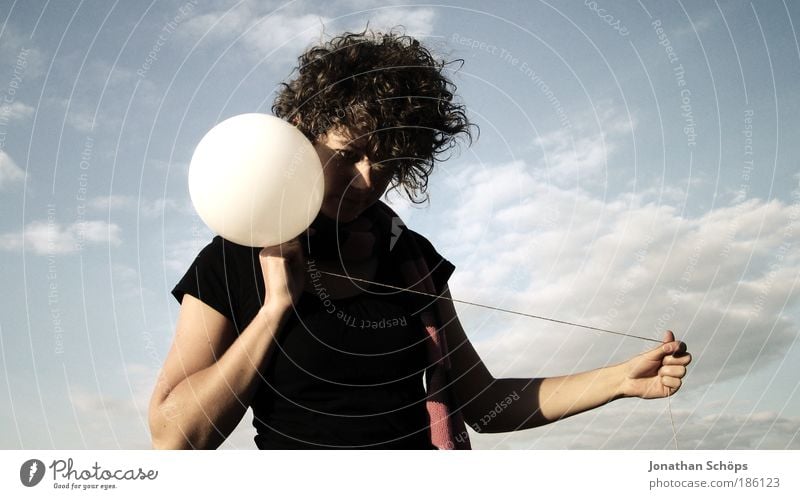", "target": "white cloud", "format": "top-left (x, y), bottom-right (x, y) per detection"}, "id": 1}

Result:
top-left (66, 389), bottom-right (256, 449)
top-left (0, 27), bottom-right (46, 80)
top-left (43, 97), bottom-right (97, 134)
top-left (535, 128), bottom-right (612, 182)
top-left (422, 157), bottom-right (800, 447)
top-left (179, 2), bottom-right (437, 64)
top-left (242, 13), bottom-right (330, 60)
top-left (44, 60), bottom-right (154, 135)
top-left (66, 107), bottom-right (97, 134)
top-left (672, 14), bottom-right (714, 39)
top-left (329, 0), bottom-right (438, 35)
top-left (0, 100), bottom-right (34, 121)
top-left (362, 8), bottom-right (437, 37)
top-left (66, 385), bottom-right (149, 449)
top-left (0, 219), bottom-right (122, 254)
top-left (112, 263), bottom-right (139, 284)
top-left (468, 404), bottom-right (800, 449)
top-left (88, 194), bottom-right (135, 211)
top-left (164, 227), bottom-right (215, 273)
top-left (64, 362), bottom-right (256, 448)
top-left (0, 150), bottom-right (25, 188)
top-left (180, 3), bottom-right (329, 63)
top-left (88, 195), bottom-right (185, 218)
top-left (442, 160), bottom-right (799, 377)
top-left (63, 363), bottom-right (159, 449)
top-left (180, 5), bottom-right (255, 43)
top-left (532, 102), bottom-right (635, 185)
